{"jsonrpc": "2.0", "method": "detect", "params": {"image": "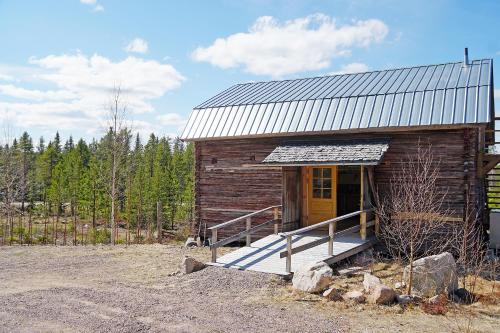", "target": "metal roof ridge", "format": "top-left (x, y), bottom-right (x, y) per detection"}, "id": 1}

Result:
top-left (210, 58), bottom-right (491, 89)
